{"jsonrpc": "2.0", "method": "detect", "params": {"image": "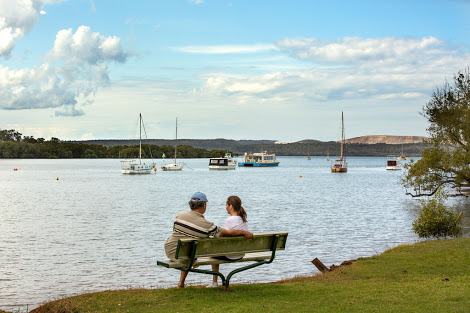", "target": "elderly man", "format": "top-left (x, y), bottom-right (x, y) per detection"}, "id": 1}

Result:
top-left (164, 192), bottom-right (253, 288)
